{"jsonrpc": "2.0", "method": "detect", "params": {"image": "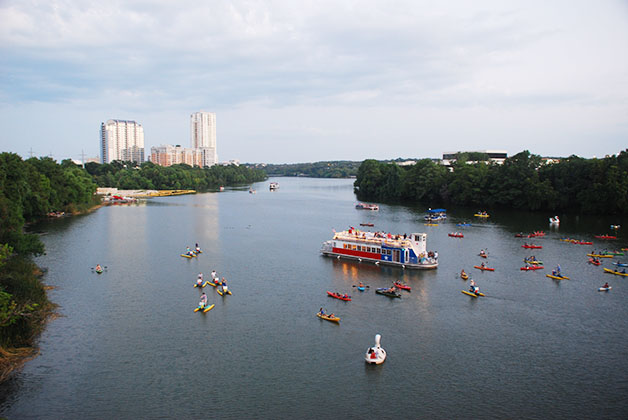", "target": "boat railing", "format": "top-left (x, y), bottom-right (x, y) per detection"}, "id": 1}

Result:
top-left (333, 232), bottom-right (413, 248)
